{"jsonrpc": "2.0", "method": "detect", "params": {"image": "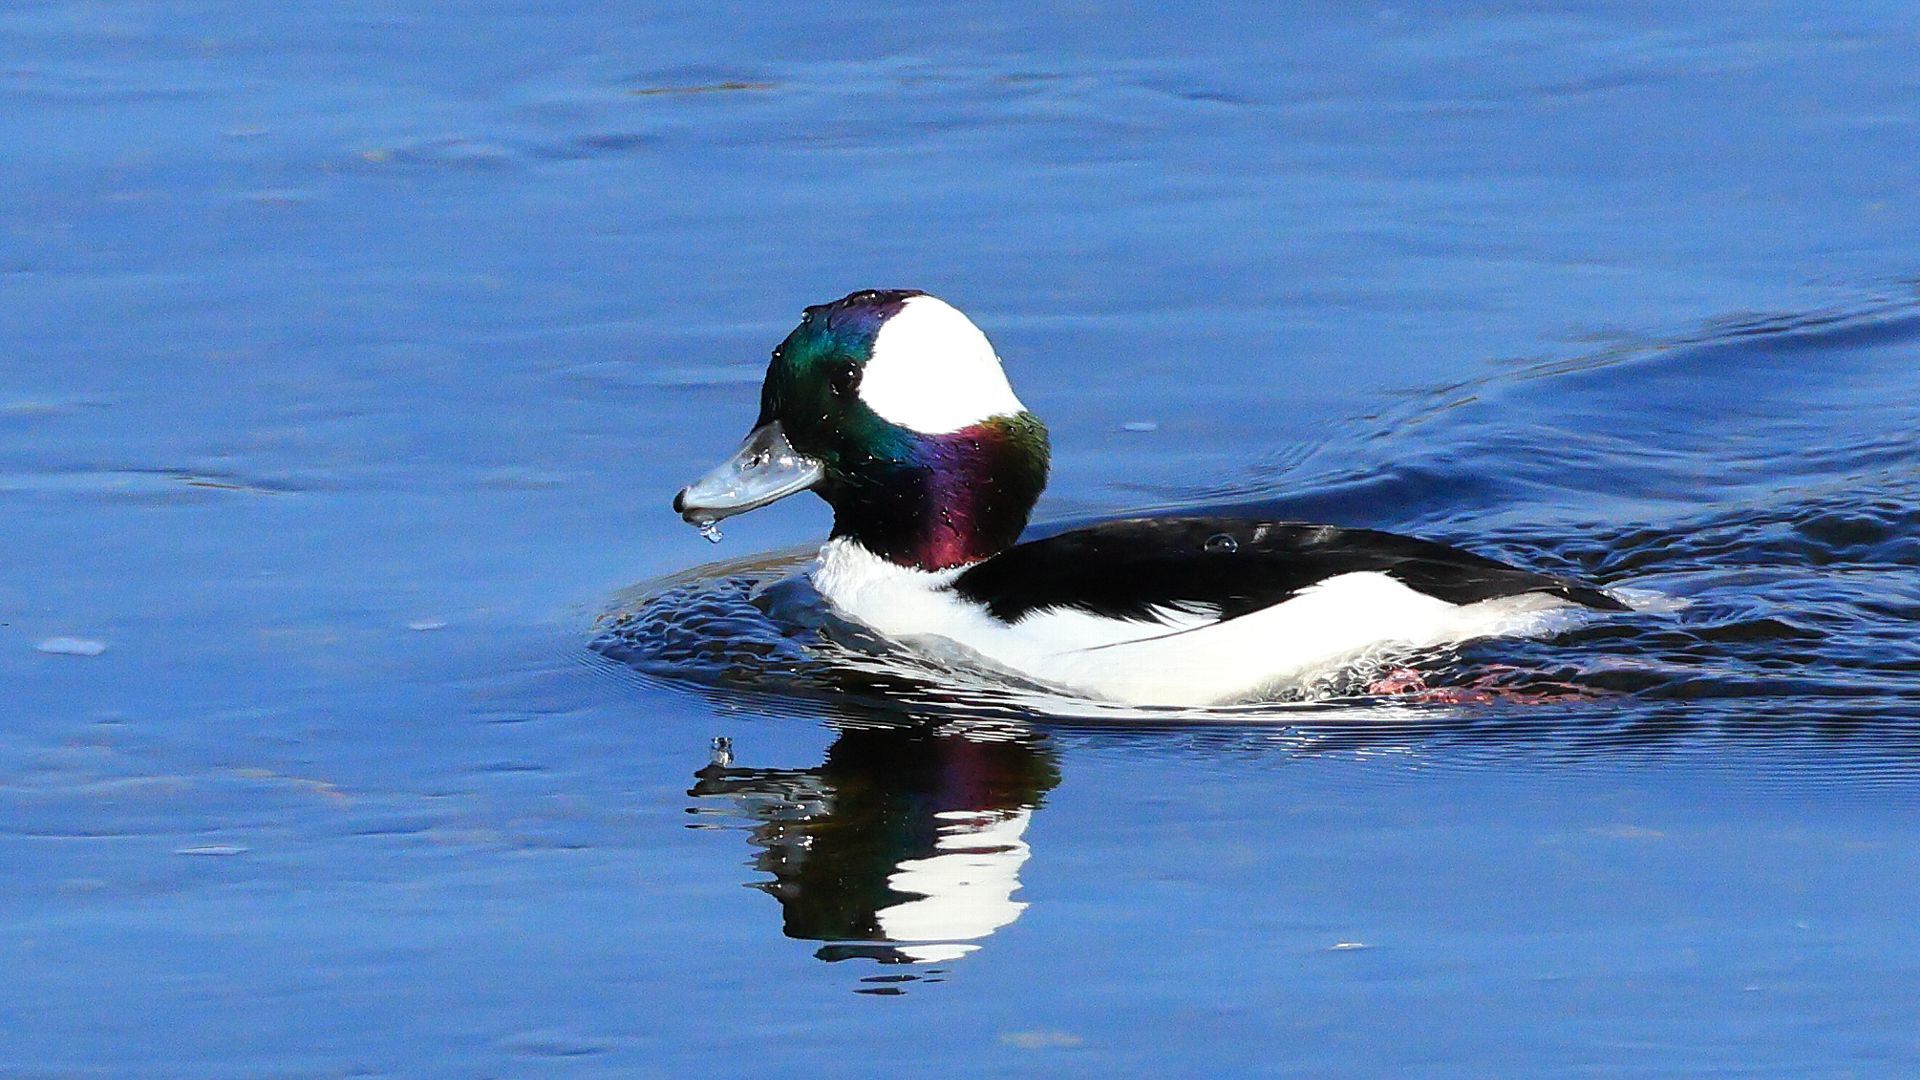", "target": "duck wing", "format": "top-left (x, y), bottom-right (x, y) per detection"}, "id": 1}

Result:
top-left (948, 517), bottom-right (1626, 625)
